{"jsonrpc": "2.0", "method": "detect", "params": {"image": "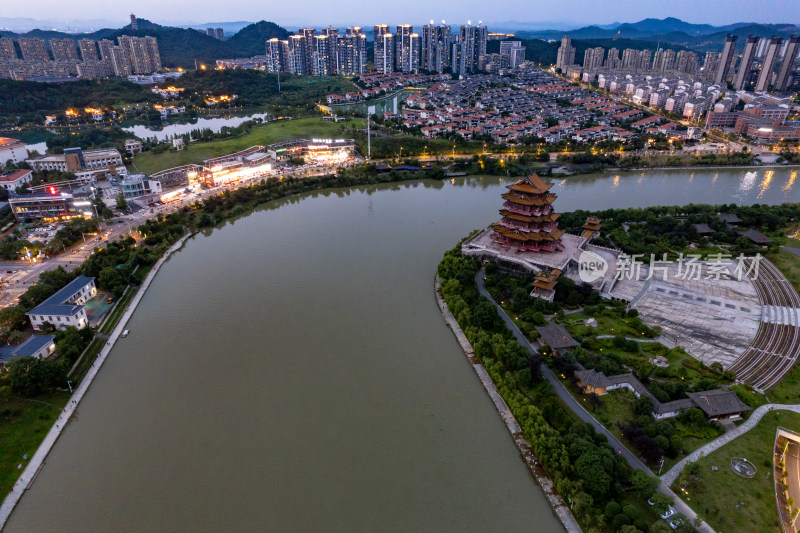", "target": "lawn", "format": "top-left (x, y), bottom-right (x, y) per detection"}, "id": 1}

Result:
top-left (767, 362), bottom-right (800, 405)
top-left (672, 410), bottom-right (800, 533)
top-left (766, 246), bottom-right (800, 295)
top-left (132, 117), bottom-right (366, 174)
top-left (0, 391), bottom-right (70, 497)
